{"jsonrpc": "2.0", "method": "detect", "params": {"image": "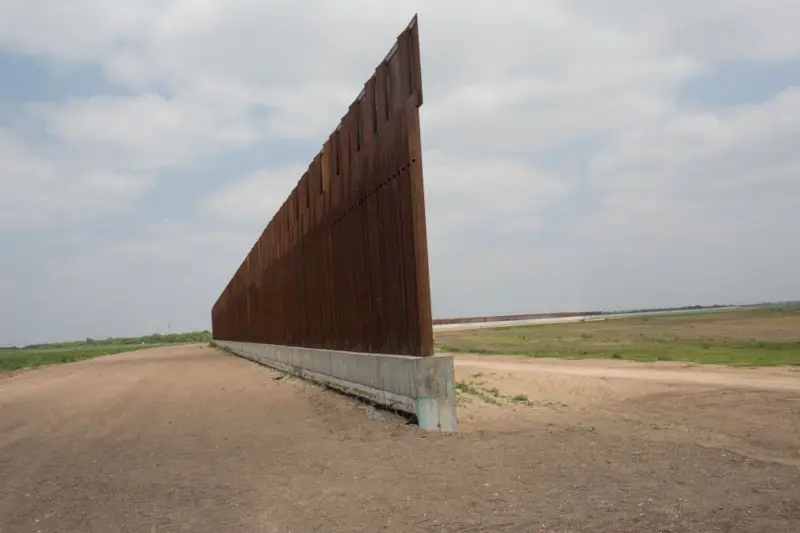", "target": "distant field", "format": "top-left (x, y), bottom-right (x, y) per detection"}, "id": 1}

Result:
top-left (0, 330), bottom-right (212, 373)
top-left (434, 308), bottom-right (800, 366)
top-left (0, 344), bottom-right (166, 373)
